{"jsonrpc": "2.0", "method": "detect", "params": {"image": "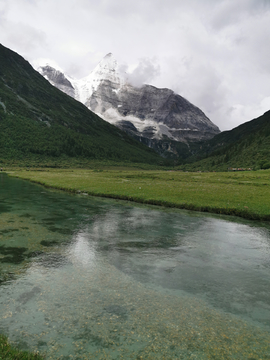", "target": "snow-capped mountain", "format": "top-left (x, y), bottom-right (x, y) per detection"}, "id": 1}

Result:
top-left (38, 54), bottom-right (220, 146)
